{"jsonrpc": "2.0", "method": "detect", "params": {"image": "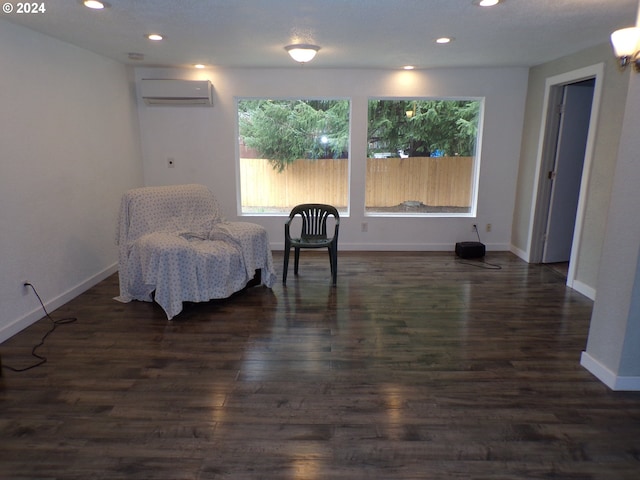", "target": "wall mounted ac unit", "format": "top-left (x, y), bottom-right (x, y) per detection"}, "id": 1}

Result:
top-left (140, 79), bottom-right (213, 106)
